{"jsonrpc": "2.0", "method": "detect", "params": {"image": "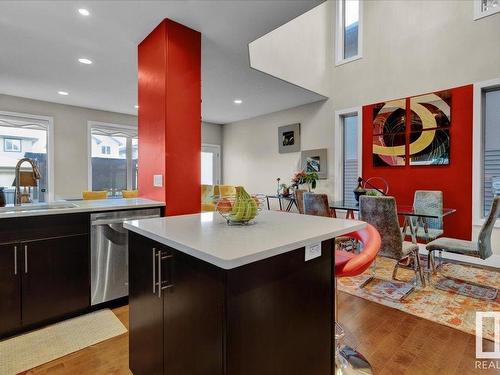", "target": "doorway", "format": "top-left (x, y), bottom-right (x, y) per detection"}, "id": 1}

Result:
top-left (201, 144), bottom-right (221, 185)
